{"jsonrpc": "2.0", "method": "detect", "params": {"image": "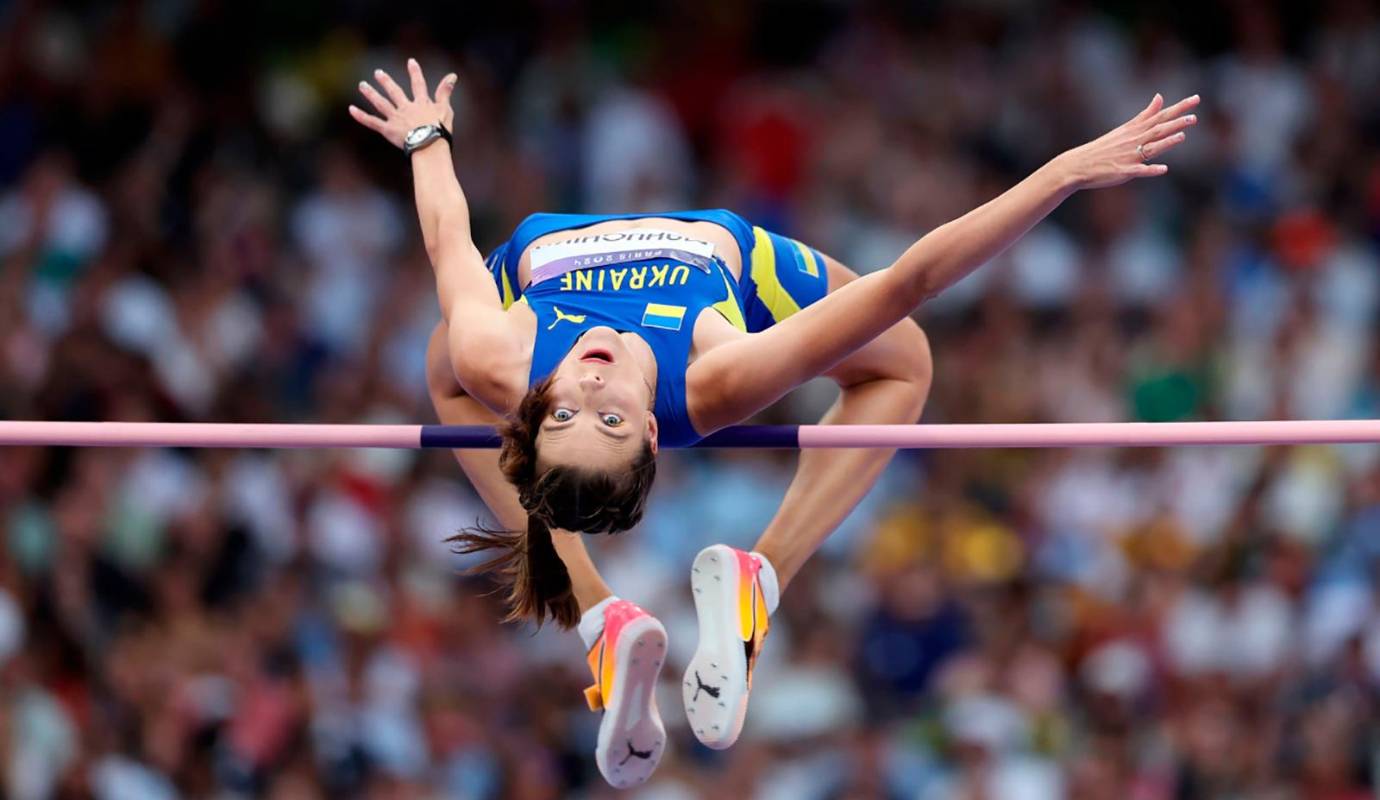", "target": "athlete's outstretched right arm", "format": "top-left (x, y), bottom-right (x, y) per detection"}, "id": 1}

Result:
top-left (352, 61), bottom-right (520, 407)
